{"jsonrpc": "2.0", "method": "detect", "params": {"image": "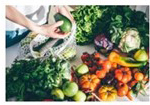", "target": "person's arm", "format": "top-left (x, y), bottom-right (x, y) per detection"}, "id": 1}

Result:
top-left (6, 6), bottom-right (73, 38)
top-left (6, 6), bottom-right (39, 32)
